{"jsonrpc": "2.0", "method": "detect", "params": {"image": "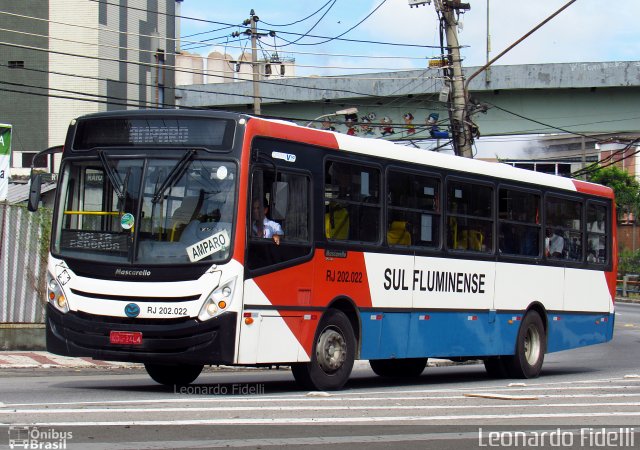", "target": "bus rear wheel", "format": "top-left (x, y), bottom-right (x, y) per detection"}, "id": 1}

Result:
top-left (369, 358), bottom-right (428, 377)
top-left (506, 310), bottom-right (546, 379)
top-left (291, 309), bottom-right (355, 391)
top-left (144, 363), bottom-right (204, 386)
